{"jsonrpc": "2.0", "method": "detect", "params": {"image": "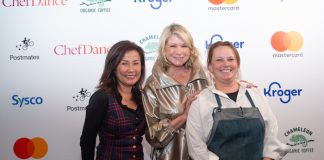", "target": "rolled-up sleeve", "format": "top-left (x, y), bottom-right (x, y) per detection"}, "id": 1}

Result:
top-left (142, 84), bottom-right (176, 148)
